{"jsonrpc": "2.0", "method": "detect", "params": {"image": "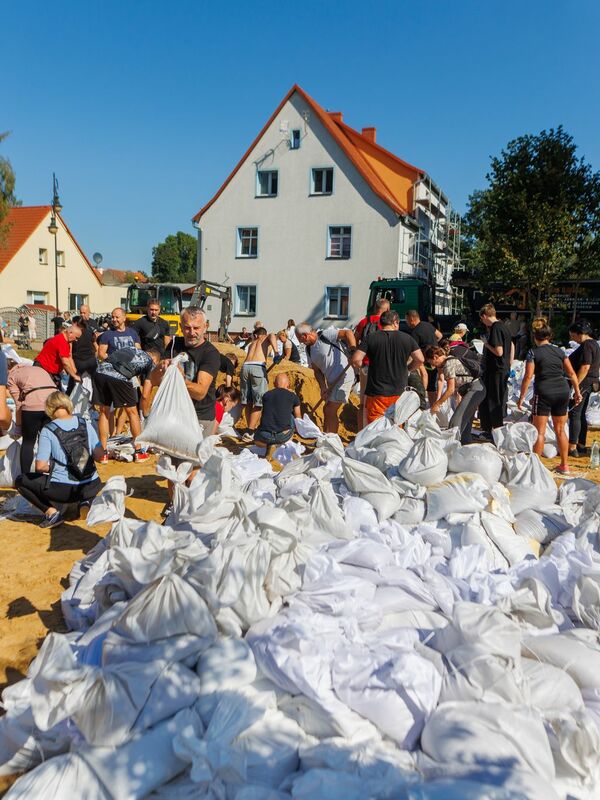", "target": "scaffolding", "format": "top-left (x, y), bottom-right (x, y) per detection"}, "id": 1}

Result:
top-left (406, 175), bottom-right (462, 315)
